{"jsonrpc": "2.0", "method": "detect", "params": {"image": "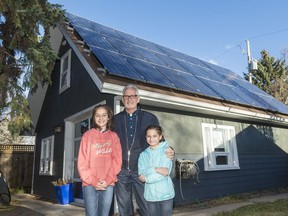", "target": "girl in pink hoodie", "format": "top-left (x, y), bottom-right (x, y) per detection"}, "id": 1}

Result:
top-left (78, 104), bottom-right (122, 216)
